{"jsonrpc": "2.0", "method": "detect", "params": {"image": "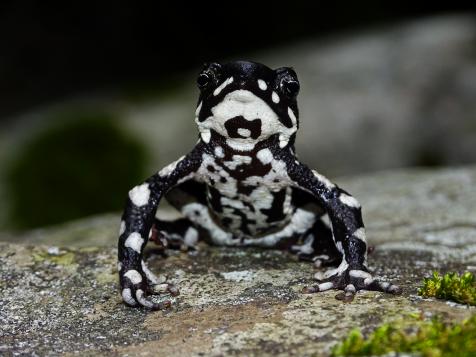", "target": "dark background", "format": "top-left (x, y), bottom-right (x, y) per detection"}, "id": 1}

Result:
top-left (0, 2), bottom-right (472, 119)
top-left (0, 2), bottom-right (474, 231)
